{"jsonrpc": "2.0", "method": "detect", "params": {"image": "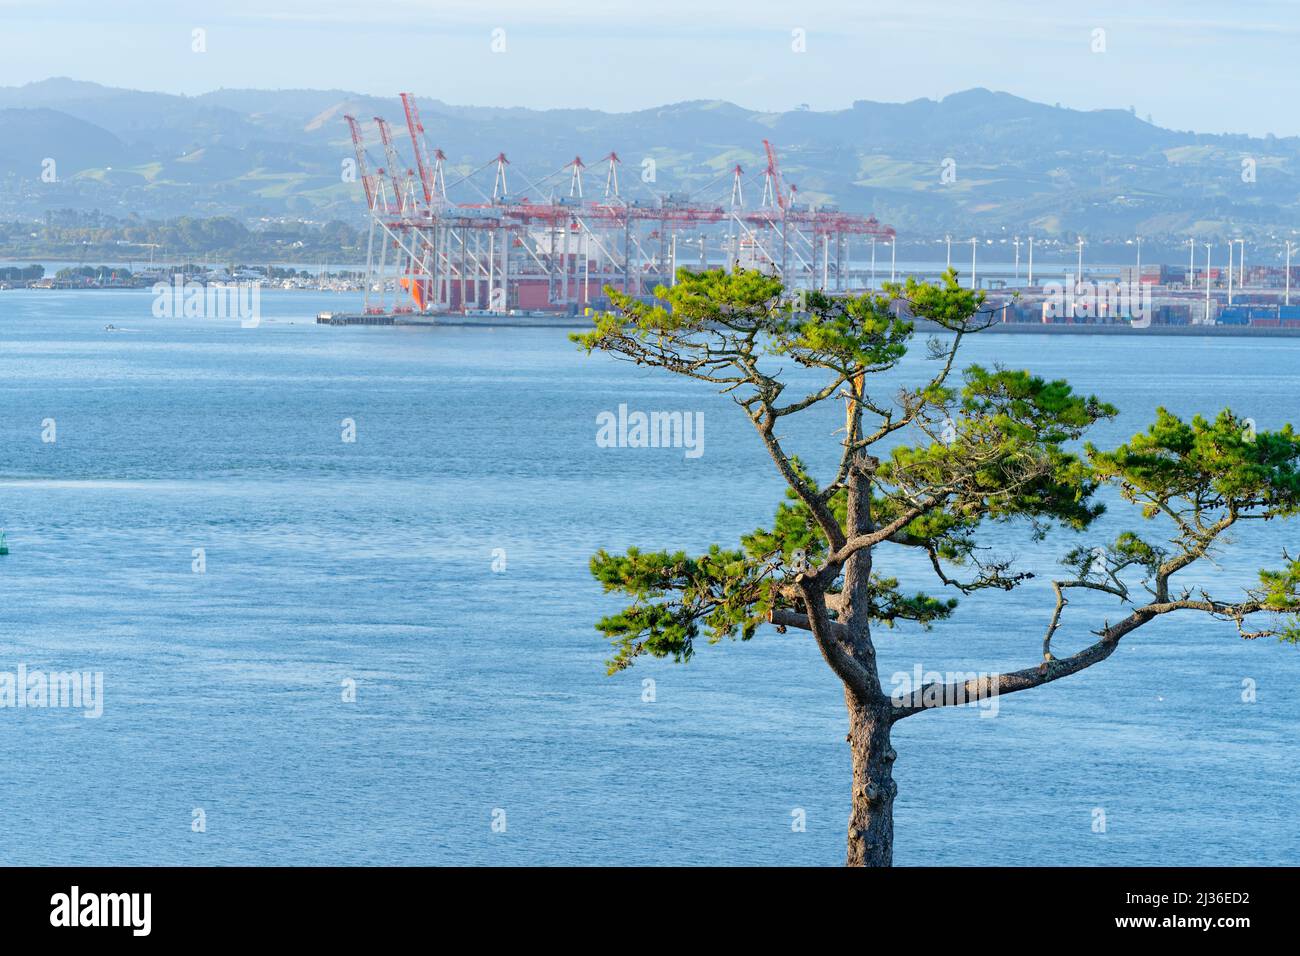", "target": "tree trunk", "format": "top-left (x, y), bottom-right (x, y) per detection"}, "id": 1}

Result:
top-left (845, 691), bottom-right (896, 867)
top-left (838, 451), bottom-right (894, 866)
